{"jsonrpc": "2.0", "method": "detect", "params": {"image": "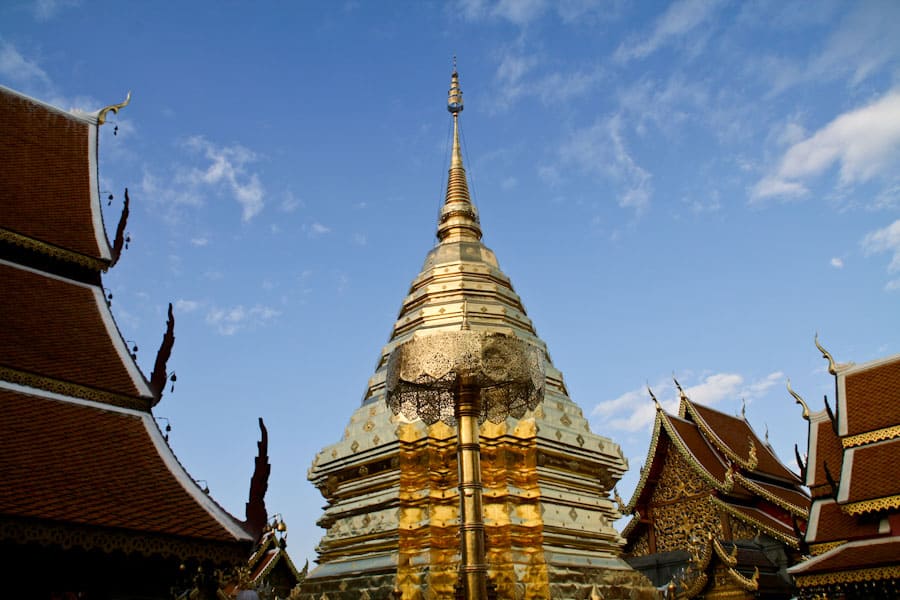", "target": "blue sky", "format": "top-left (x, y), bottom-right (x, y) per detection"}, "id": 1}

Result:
top-left (3, 0), bottom-right (899, 566)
